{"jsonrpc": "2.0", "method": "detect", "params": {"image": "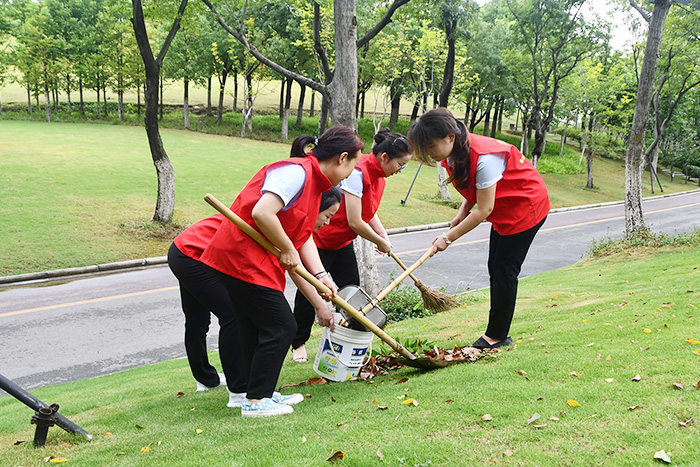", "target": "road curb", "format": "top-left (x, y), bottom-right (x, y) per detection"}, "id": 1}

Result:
top-left (2, 189), bottom-right (697, 287)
